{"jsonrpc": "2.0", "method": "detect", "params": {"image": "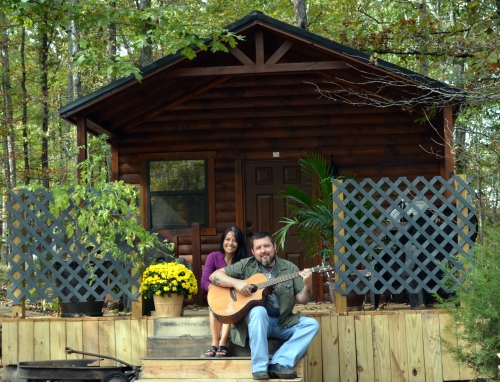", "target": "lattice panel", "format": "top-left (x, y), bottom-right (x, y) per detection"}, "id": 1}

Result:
top-left (332, 176), bottom-right (477, 295)
top-left (7, 188), bottom-right (141, 305)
